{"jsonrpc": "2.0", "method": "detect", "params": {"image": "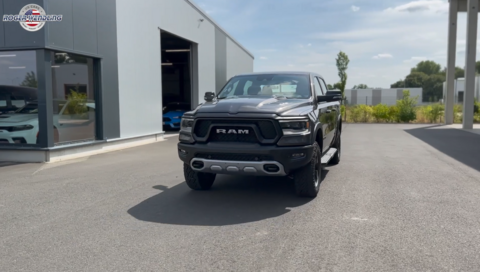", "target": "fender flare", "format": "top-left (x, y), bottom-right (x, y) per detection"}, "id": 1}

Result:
top-left (312, 122), bottom-right (324, 146)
